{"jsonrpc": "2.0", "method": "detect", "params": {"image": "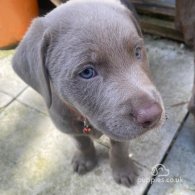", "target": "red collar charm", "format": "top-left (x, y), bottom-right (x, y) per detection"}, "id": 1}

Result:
top-left (83, 118), bottom-right (92, 134)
